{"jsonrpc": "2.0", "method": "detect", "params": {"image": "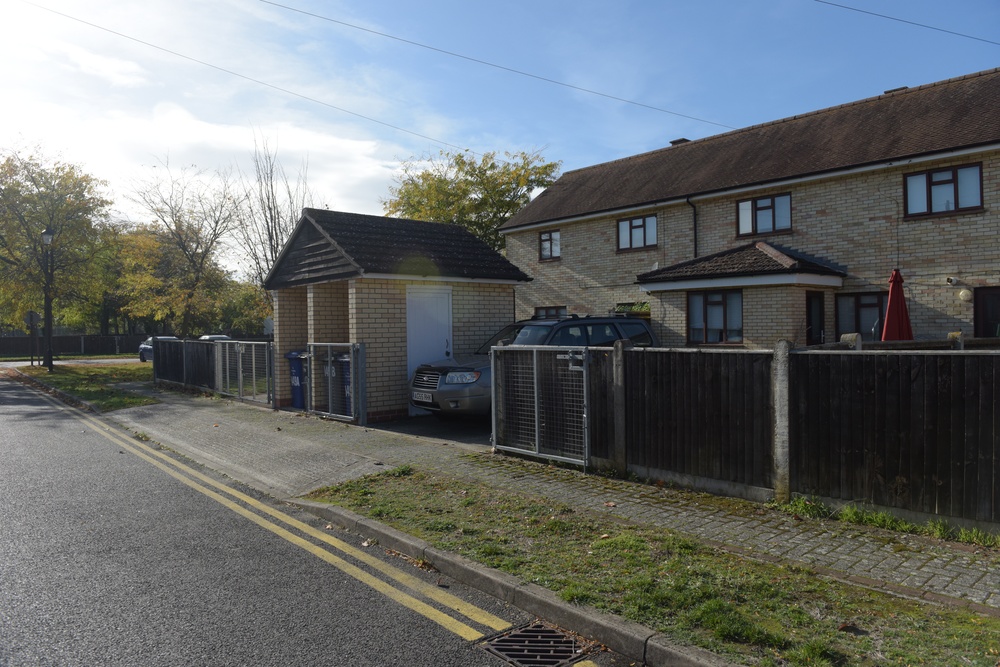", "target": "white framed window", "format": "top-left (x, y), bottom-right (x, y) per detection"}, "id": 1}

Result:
top-left (738, 194), bottom-right (791, 235)
top-left (904, 164), bottom-right (982, 216)
top-left (617, 215), bottom-right (657, 250)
